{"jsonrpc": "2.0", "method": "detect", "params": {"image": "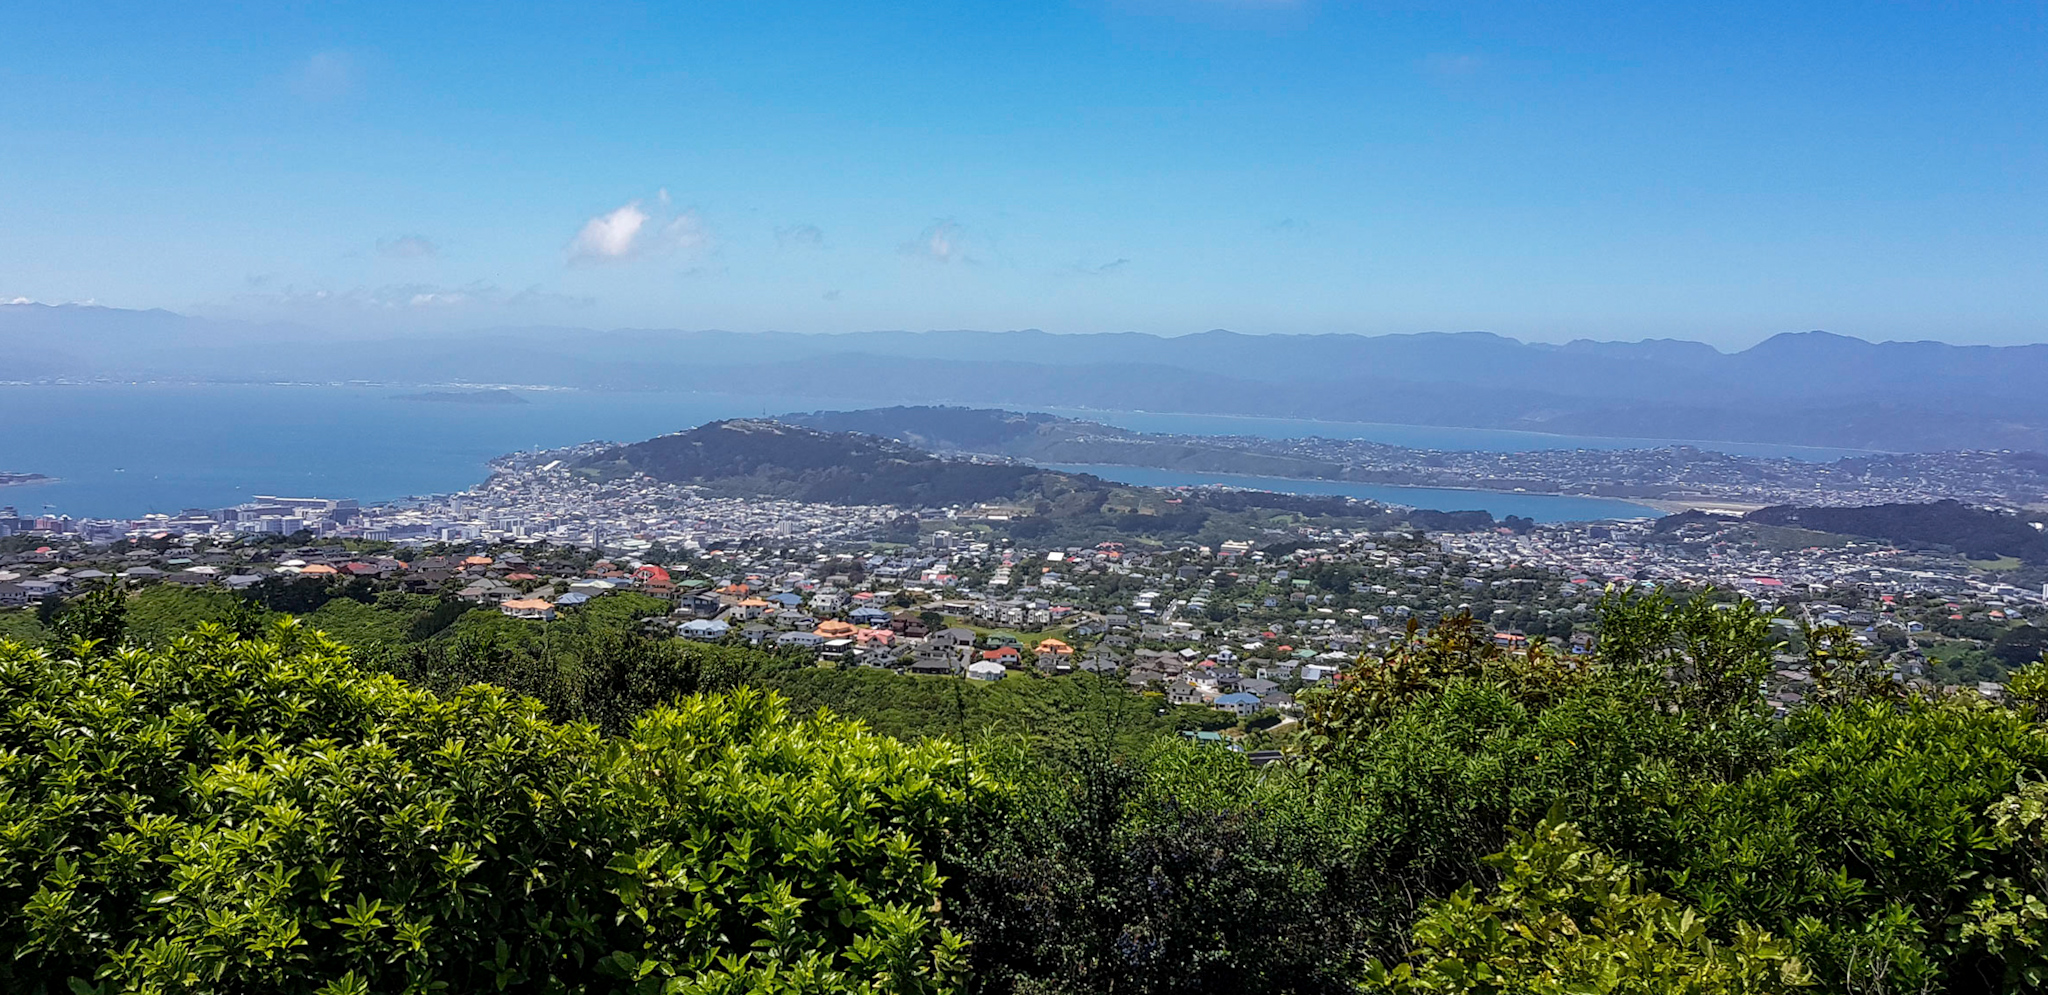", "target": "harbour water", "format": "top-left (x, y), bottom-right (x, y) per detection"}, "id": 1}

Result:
top-left (1047, 408), bottom-right (1878, 461)
top-left (2, 383), bottom-right (1781, 520)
